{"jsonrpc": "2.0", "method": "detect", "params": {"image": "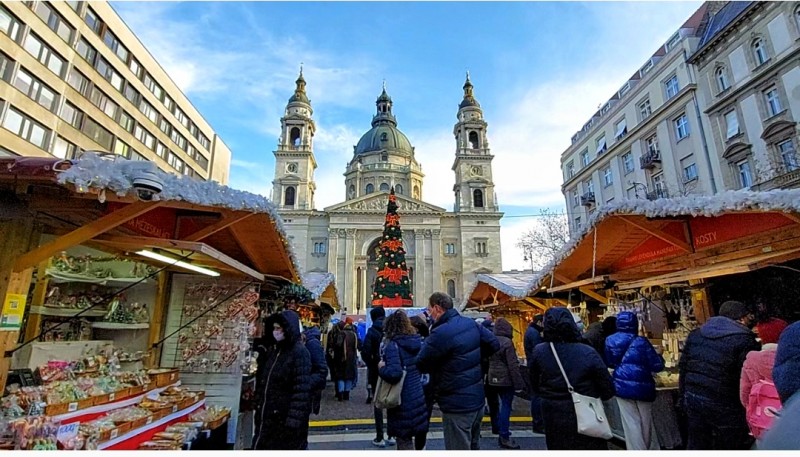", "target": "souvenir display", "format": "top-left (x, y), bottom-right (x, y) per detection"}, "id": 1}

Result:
top-left (12, 416), bottom-right (58, 450)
